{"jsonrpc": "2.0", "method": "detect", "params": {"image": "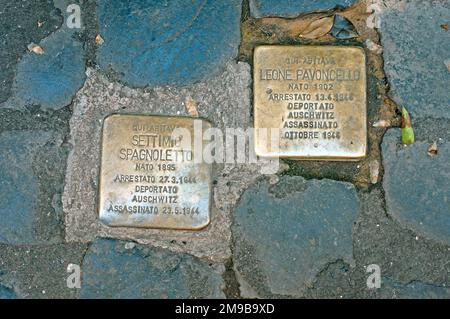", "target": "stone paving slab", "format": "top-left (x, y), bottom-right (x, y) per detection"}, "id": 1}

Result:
top-left (0, 130), bottom-right (65, 244)
top-left (0, 0), bottom-right (62, 104)
top-left (378, 278), bottom-right (450, 299)
top-left (0, 243), bottom-right (87, 298)
top-left (3, 0), bottom-right (86, 111)
top-left (81, 239), bottom-right (225, 299)
top-left (96, 0), bottom-right (242, 87)
top-left (307, 187), bottom-right (450, 298)
top-left (0, 284), bottom-right (16, 299)
top-left (232, 176), bottom-right (359, 297)
top-left (380, 0), bottom-right (450, 119)
top-left (382, 129), bottom-right (450, 246)
top-left (11, 27), bottom-right (86, 110)
top-left (354, 188), bottom-right (450, 297)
